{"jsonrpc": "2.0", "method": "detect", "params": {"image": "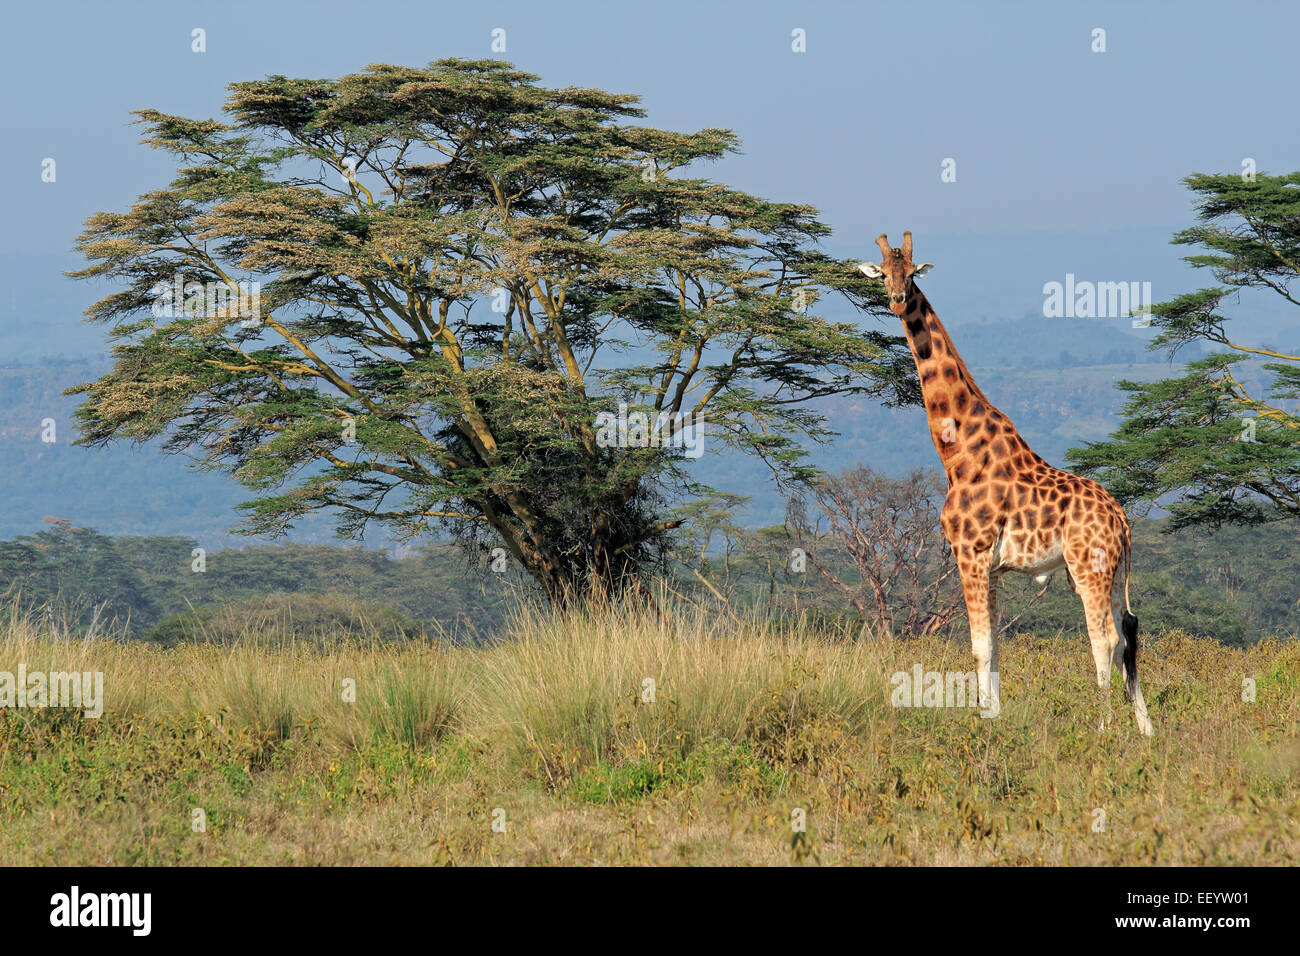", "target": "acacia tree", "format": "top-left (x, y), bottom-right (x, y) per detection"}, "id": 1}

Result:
top-left (69, 60), bottom-right (912, 602)
top-left (1069, 172), bottom-right (1300, 528)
